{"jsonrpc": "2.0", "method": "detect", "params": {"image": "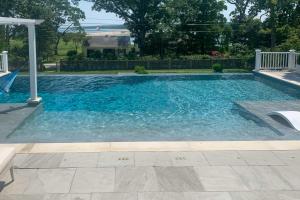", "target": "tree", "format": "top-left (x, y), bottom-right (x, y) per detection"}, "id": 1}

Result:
top-left (48, 0), bottom-right (85, 55)
top-left (251, 0), bottom-right (299, 49)
top-left (227, 0), bottom-right (254, 23)
top-left (0, 0), bottom-right (18, 49)
top-left (0, 0), bottom-right (85, 62)
top-left (63, 32), bottom-right (86, 52)
top-left (165, 0), bottom-right (227, 54)
top-left (88, 0), bottom-right (166, 56)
